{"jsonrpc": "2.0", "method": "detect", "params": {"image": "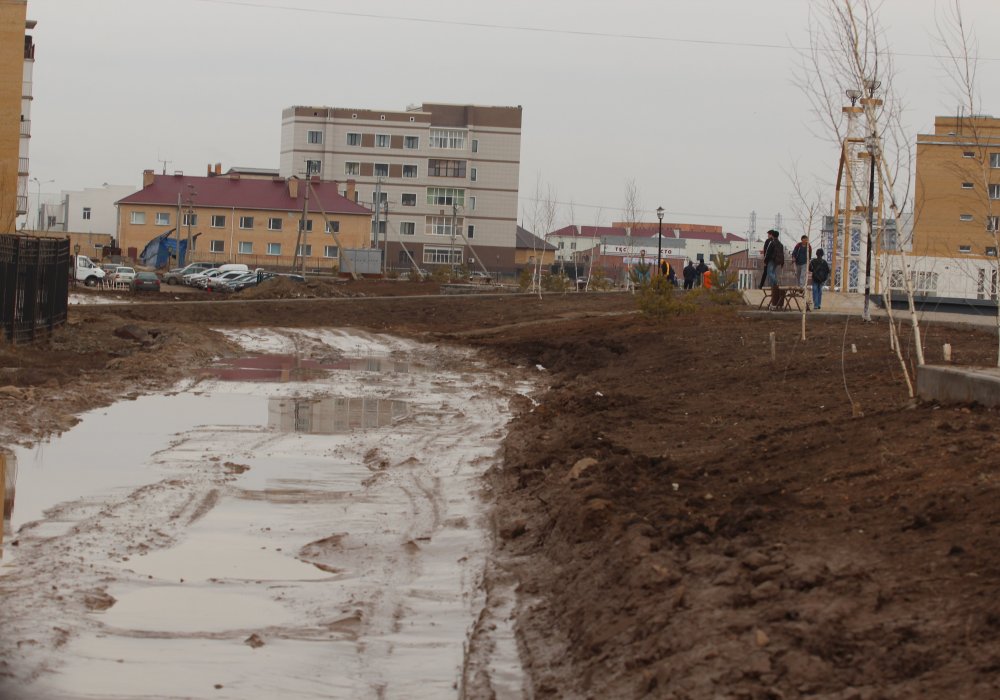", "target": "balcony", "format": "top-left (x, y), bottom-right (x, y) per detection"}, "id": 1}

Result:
top-left (19, 119), bottom-right (30, 137)
top-left (16, 195), bottom-right (28, 215)
top-left (18, 157), bottom-right (28, 175)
